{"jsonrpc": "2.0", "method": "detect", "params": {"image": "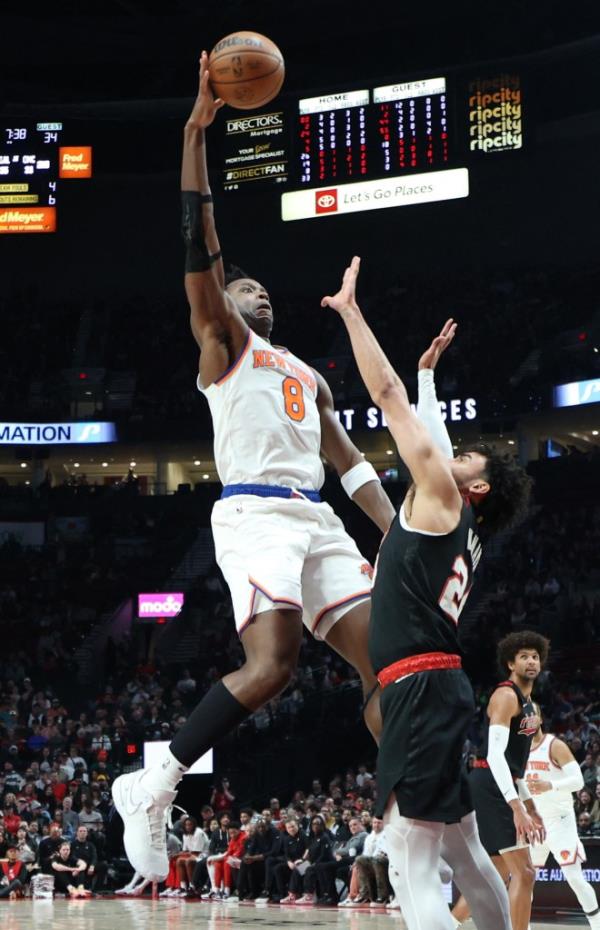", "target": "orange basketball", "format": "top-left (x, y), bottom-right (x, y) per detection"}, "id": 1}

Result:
top-left (208, 31), bottom-right (285, 110)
